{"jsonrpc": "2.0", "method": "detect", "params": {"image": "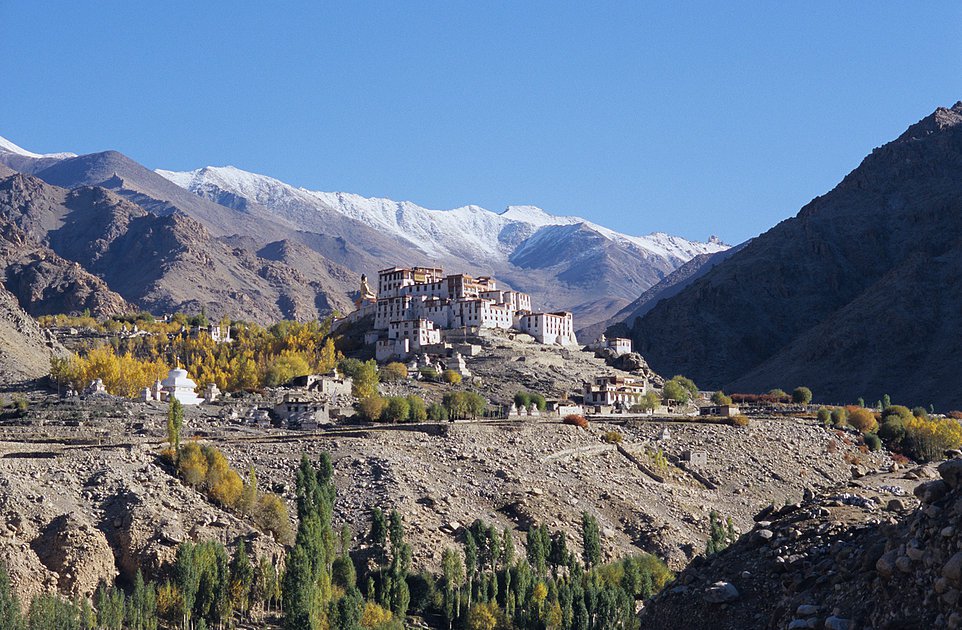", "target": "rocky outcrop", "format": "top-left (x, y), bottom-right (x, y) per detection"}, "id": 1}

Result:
top-left (643, 456), bottom-right (962, 629)
top-left (31, 513), bottom-right (116, 598)
top-left (630, 102), bottom-right (962, 409)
